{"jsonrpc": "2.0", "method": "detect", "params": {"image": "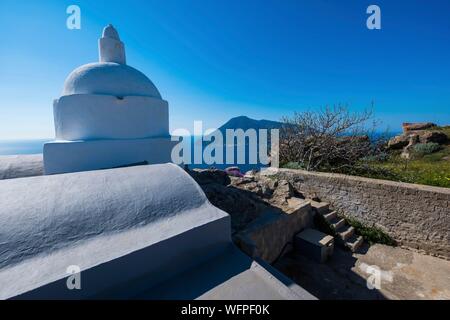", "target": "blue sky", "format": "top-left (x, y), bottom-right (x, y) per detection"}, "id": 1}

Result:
top-left (0, 0), bottom-right (449, 139)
